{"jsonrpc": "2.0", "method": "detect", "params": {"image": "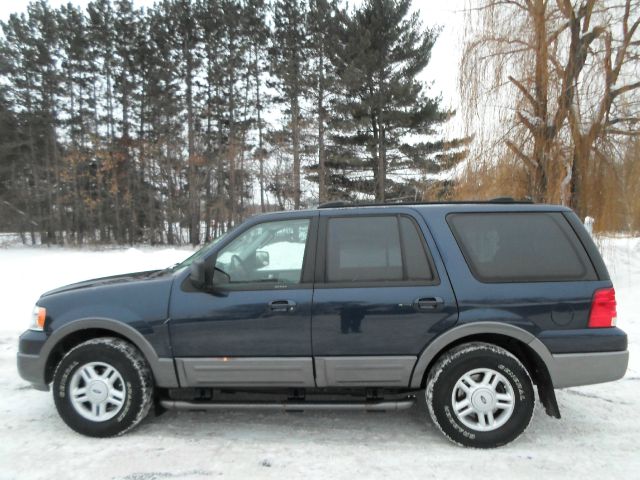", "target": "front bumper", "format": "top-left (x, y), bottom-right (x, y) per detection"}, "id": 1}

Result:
top-left (17, 352), bottom-right (49, 391)
top-left (548, 349), bottom-right (629, 388)
top-left (17, 330), bottom-right (49, 391)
